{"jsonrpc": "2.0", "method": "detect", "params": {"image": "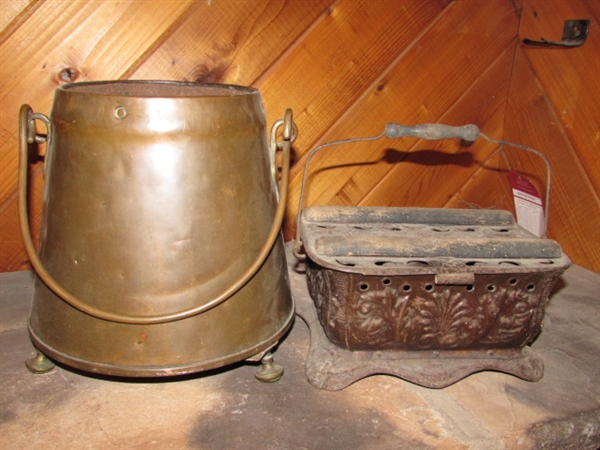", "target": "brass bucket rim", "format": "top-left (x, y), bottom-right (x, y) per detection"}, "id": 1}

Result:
top-left (58, 80), bottom-right (257, 98)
